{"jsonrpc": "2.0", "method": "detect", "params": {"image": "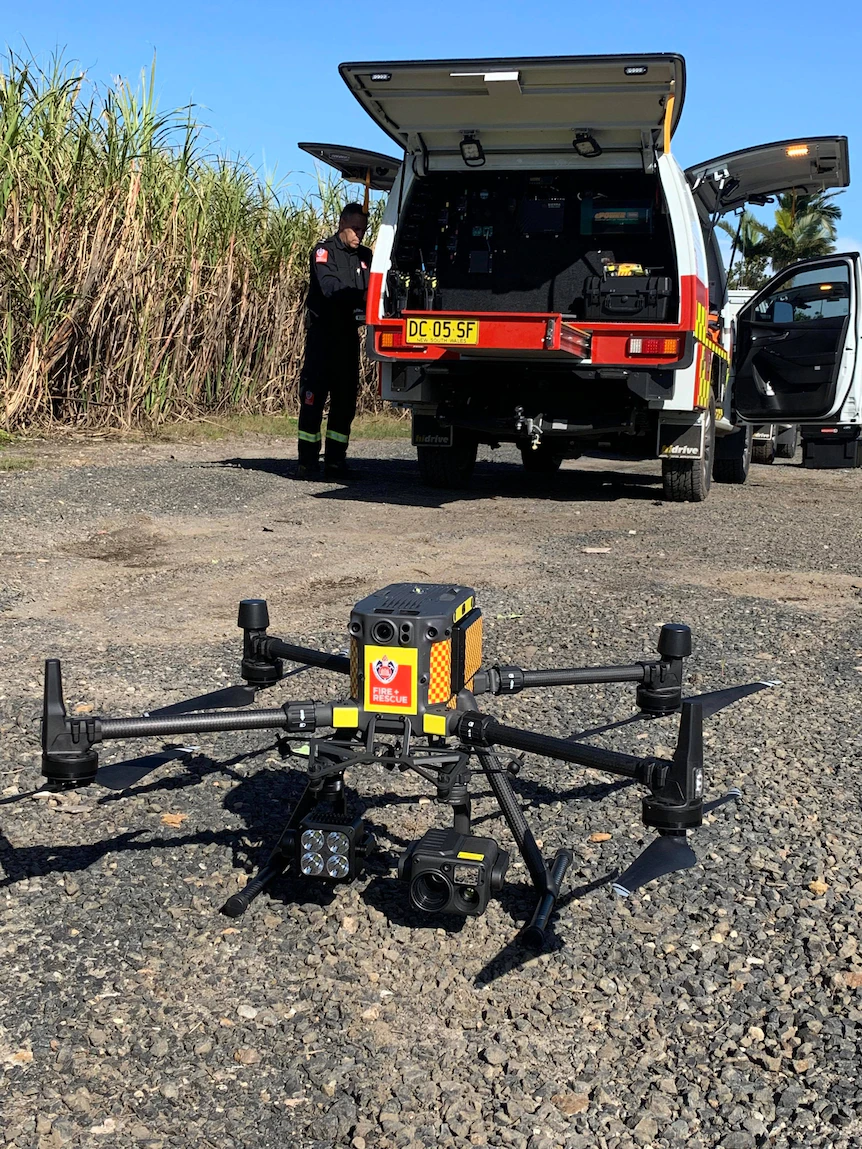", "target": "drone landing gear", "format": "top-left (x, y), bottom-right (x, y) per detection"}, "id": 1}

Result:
top-left (474, 748), bottom-right (573, 948)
